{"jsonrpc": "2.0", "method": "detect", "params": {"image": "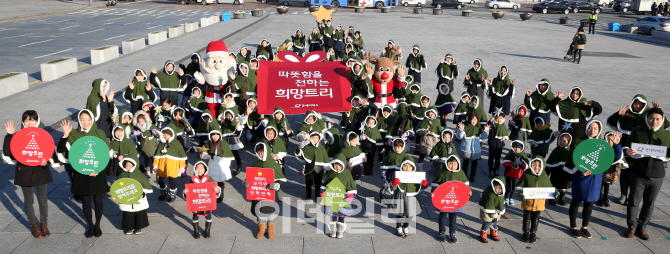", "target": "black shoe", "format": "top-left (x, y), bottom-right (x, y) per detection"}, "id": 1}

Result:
top-left (94, 225), bottom-right (102, 238)
top-left (304, 194), bottom-right (311, 200)
top-left (580, 228), bottom-right (592, 239)
top-left (158, 188), bottom-right (167, 201)
top-left (203, 222), bottom-right (212, 238)
top-left (85, 228), bottom-right (94, 238)
top-left (596, 198), bottom-right (604, 207)
top-left (529, 233), bottom-right (537, 243)
top-left (193, 223), bottom-right (200, 239)
top-left (469, 177), bottom-right (475, 183)
top-left (571, 229), bottom-right (581, 239)
top-left (558, 194), bottom-right (566, 206)
top-left (548, 199), bottom-right (557, 206)
top-left (522, 232), bottom-right (530, 243)
top-left (603, 197), bottom-right (610, 207)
